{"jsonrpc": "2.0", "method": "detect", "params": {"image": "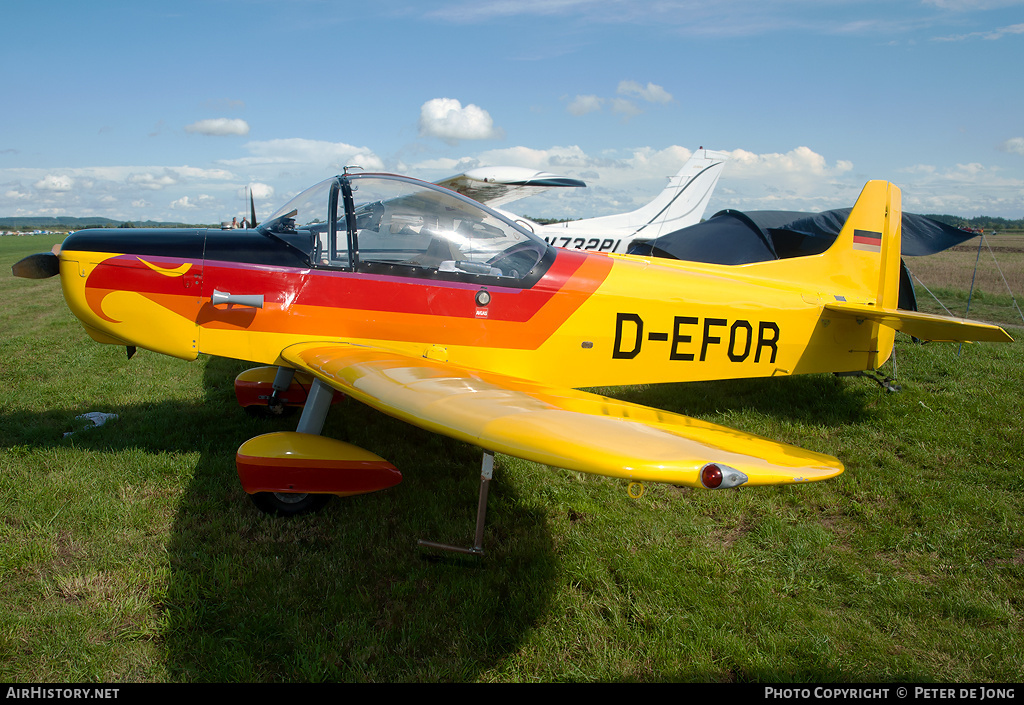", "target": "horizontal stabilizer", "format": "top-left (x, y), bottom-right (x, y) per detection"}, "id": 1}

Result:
top-left (823, 302), bottom-right (1013, 343)
top-left (282, 341), bottom-right (843, 488)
